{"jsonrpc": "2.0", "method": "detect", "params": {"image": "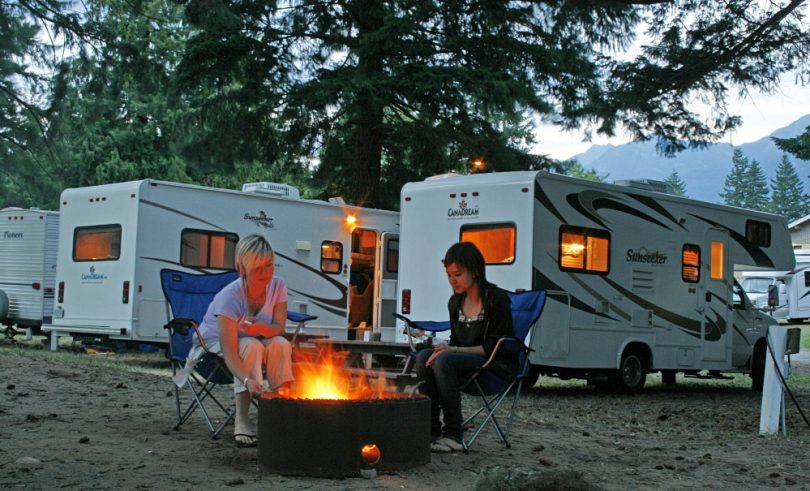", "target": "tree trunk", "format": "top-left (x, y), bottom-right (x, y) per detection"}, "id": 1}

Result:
top-left (350, 0), bottom-right (384, 208)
